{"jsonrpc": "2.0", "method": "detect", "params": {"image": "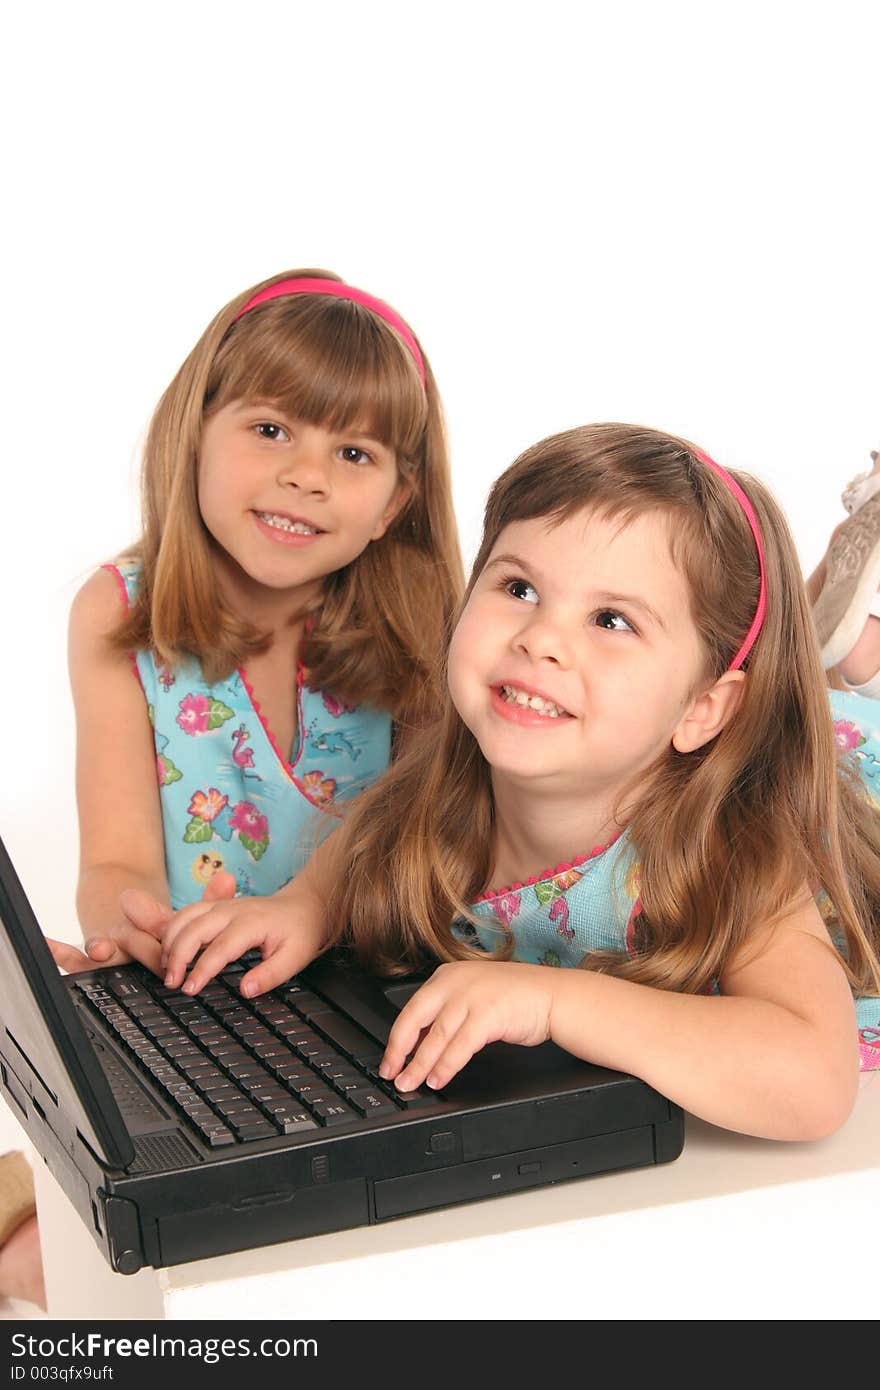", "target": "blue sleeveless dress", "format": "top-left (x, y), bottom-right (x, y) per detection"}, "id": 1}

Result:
top-left (456, 685), bottom-right (880, 1072)
top-left (107, 562), bottom-right (392, 910)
